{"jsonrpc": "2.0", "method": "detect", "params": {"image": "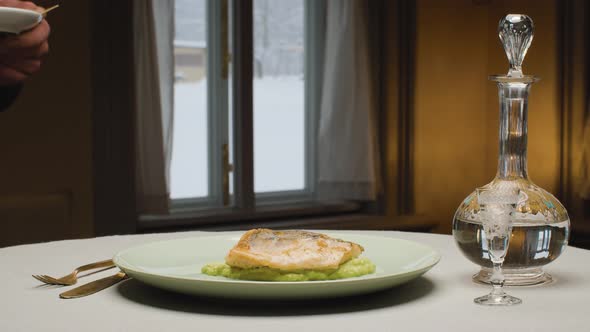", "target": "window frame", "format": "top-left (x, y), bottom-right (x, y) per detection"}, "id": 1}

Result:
top-left (168, 0), bottom-right (327, 213)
